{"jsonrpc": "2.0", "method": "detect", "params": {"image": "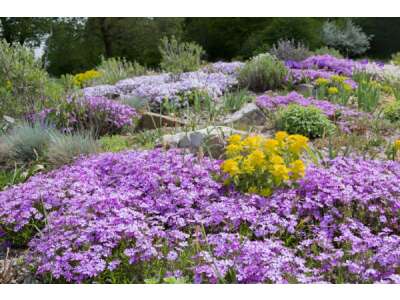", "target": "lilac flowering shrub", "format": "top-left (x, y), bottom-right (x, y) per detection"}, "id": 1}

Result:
top-left (1, 149), bottom-right (400, 283)
top-left (30, 96), bottom-right (137, 136)
top-left (201, 61), bottom-right (245, 75)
